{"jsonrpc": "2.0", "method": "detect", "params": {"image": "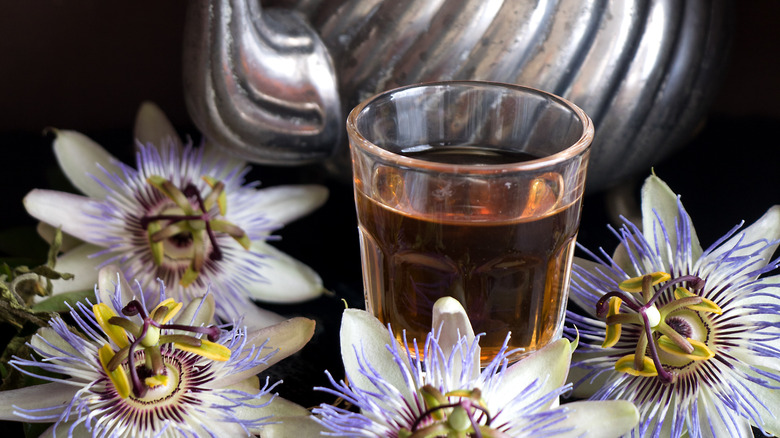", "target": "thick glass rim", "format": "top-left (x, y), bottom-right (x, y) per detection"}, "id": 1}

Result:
top-left (346, 80), bottom-right (594, 174)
